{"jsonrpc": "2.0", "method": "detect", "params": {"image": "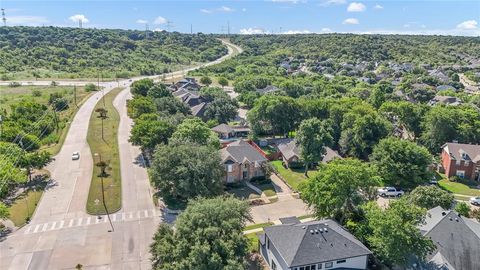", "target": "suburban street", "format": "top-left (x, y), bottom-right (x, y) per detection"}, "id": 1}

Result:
top-left (0, 39), bottom-right (240, 270)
